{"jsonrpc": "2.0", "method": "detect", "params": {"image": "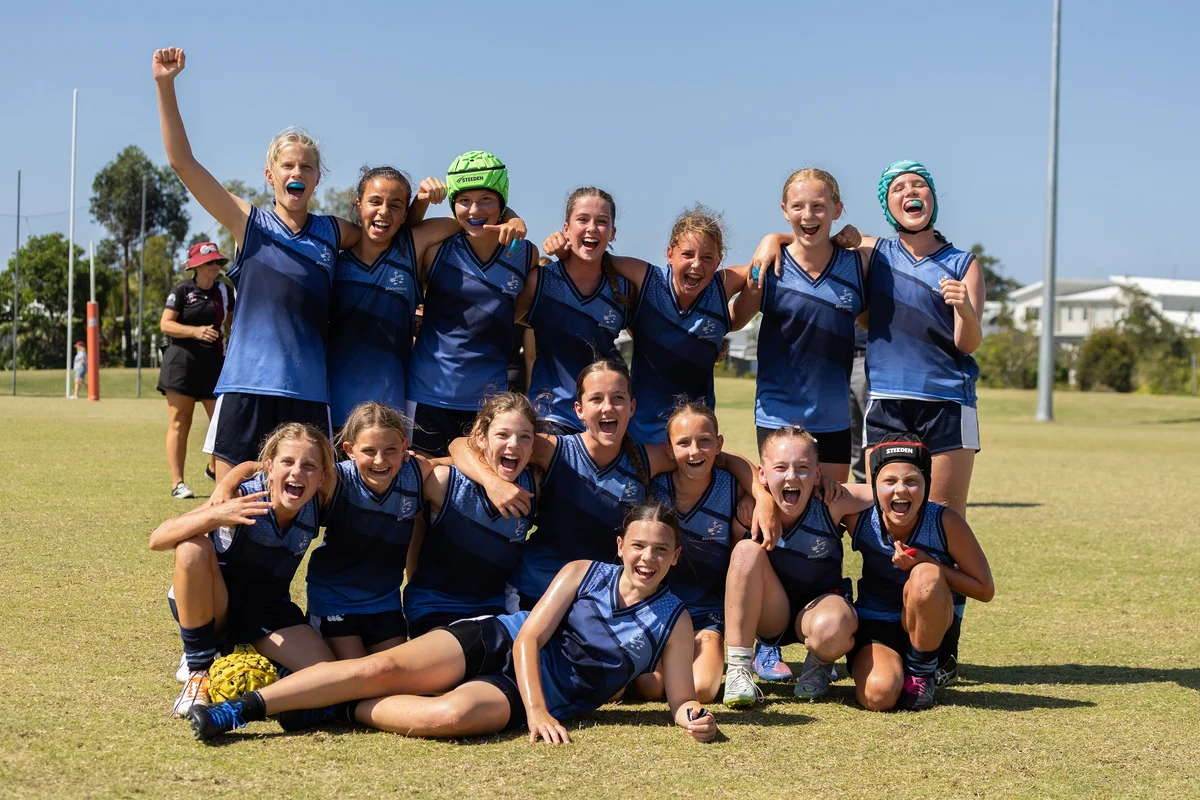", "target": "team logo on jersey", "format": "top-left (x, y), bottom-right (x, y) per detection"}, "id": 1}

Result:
top-left (388, 268), bottom-right (407, 292)
top-left (706, 519), bottom-right (727, 540)
top-left (401, 498), bottom-right (414, 517)
top-left (514, 519), bottom-right (530, 538)
top-left (622, 480), bottom-right (641, 501)
top-left (621, 630), bottom-right (650, 662)
top-left (321, 246), bottom-right (333, 264)
top-left (808, 536), bottom-right (830, 557)
top-left (602, 307), bottom-right (620, 329)
top-left (700, 319), bottom-right (717, 337)
top-left (838, 288), bottom-right (855, 308)
top-left (504, 273), bottom-right (522, 295)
